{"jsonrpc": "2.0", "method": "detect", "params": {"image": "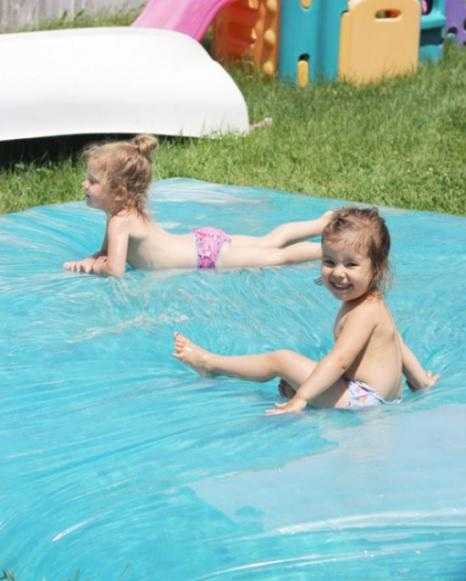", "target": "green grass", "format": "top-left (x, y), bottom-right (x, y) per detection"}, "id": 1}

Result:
top-left (0, 14), bottom-right (465, 215)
